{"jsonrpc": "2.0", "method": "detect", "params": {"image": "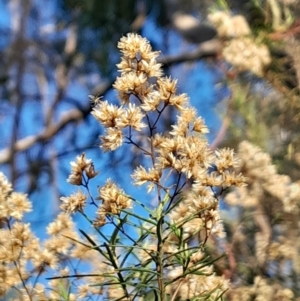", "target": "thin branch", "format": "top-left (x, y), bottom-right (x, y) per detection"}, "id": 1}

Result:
top-left (0, 81), bottom-right (113, 164)
top-left (157, 39), bottom-right (222, 66)
top-left (210, 116), bottom-right (230, 151)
